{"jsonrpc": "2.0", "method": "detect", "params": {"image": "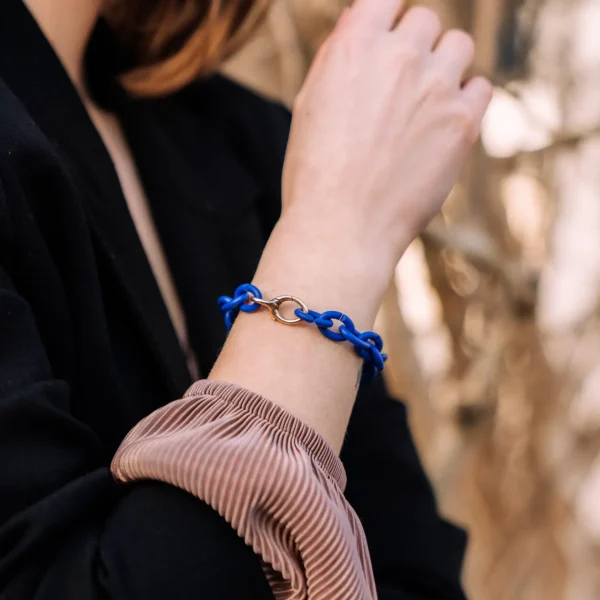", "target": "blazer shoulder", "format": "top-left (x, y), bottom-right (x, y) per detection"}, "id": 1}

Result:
top-left (0, 76), bottom-right (68, 254)
top-left (0, 75), bottom-right (64, 192)
top-left (177, 74), bottom-right (291, 151)
top-left (0, 76), bottom-right (53, 157)
top-left (0, 77), bottom-right (30, 247)
top-left (188, 73), bottom-right (289, 118)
